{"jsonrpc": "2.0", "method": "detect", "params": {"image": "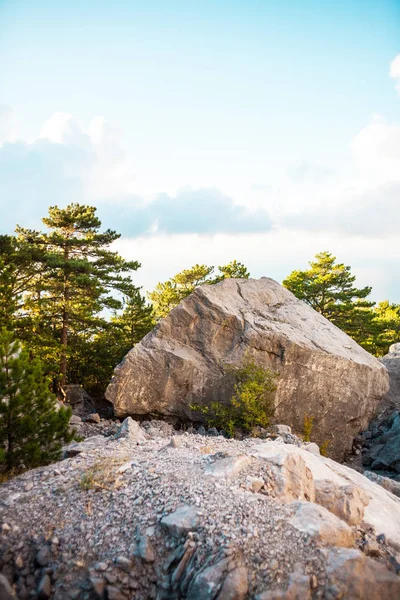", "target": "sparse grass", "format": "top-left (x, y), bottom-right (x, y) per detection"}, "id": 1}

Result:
top-left (79, 455), bottom-right (131, 492)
